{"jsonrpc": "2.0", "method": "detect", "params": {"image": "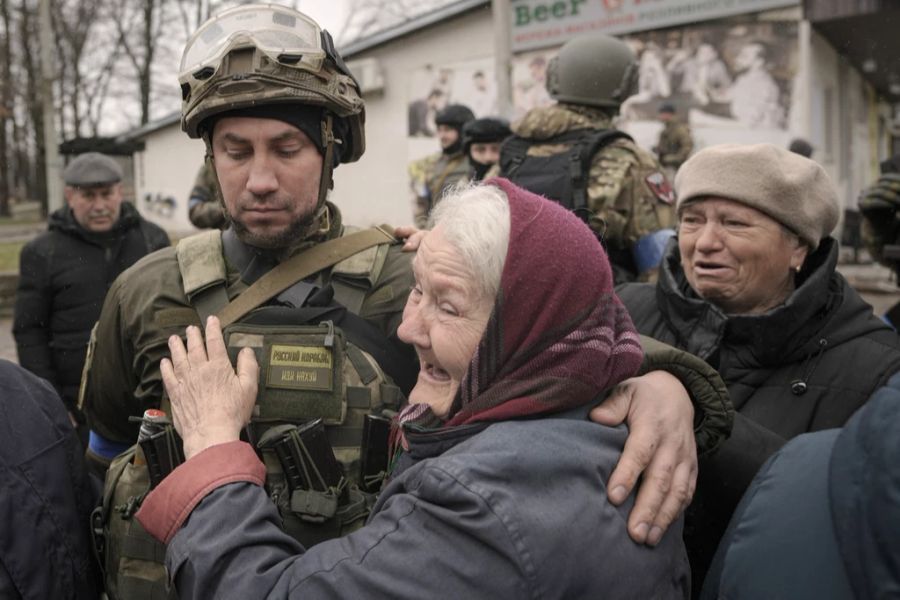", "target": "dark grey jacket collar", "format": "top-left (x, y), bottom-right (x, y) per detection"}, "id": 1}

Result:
top-left (655, 237), bottom-right (844, 366)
